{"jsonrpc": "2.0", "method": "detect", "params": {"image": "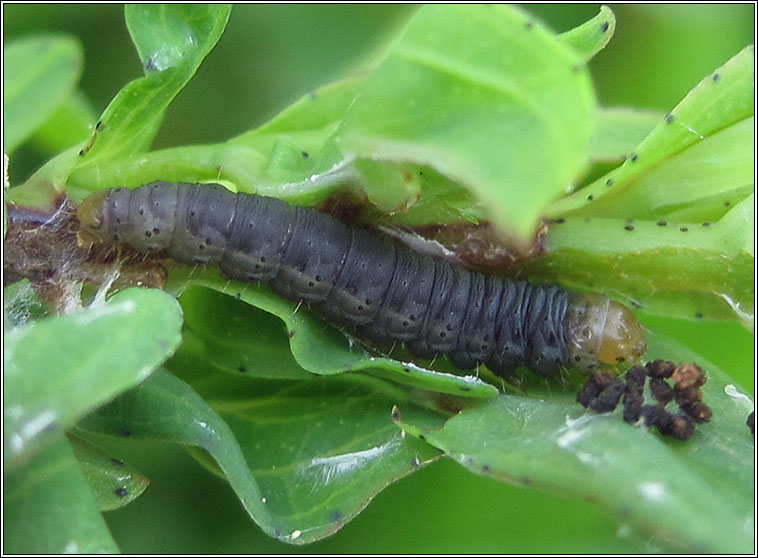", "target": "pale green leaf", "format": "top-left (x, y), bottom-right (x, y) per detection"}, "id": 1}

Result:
top-left (590, 107), bottom-right (664, 162)
top-left (558, 5), bottom-right (616, 61)
top-left (336, 4), bottom-right (596, 246)
top-left (3, 35), bottom-right (83, 153)
top-left (550, 45), bottom-right (754, 216)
